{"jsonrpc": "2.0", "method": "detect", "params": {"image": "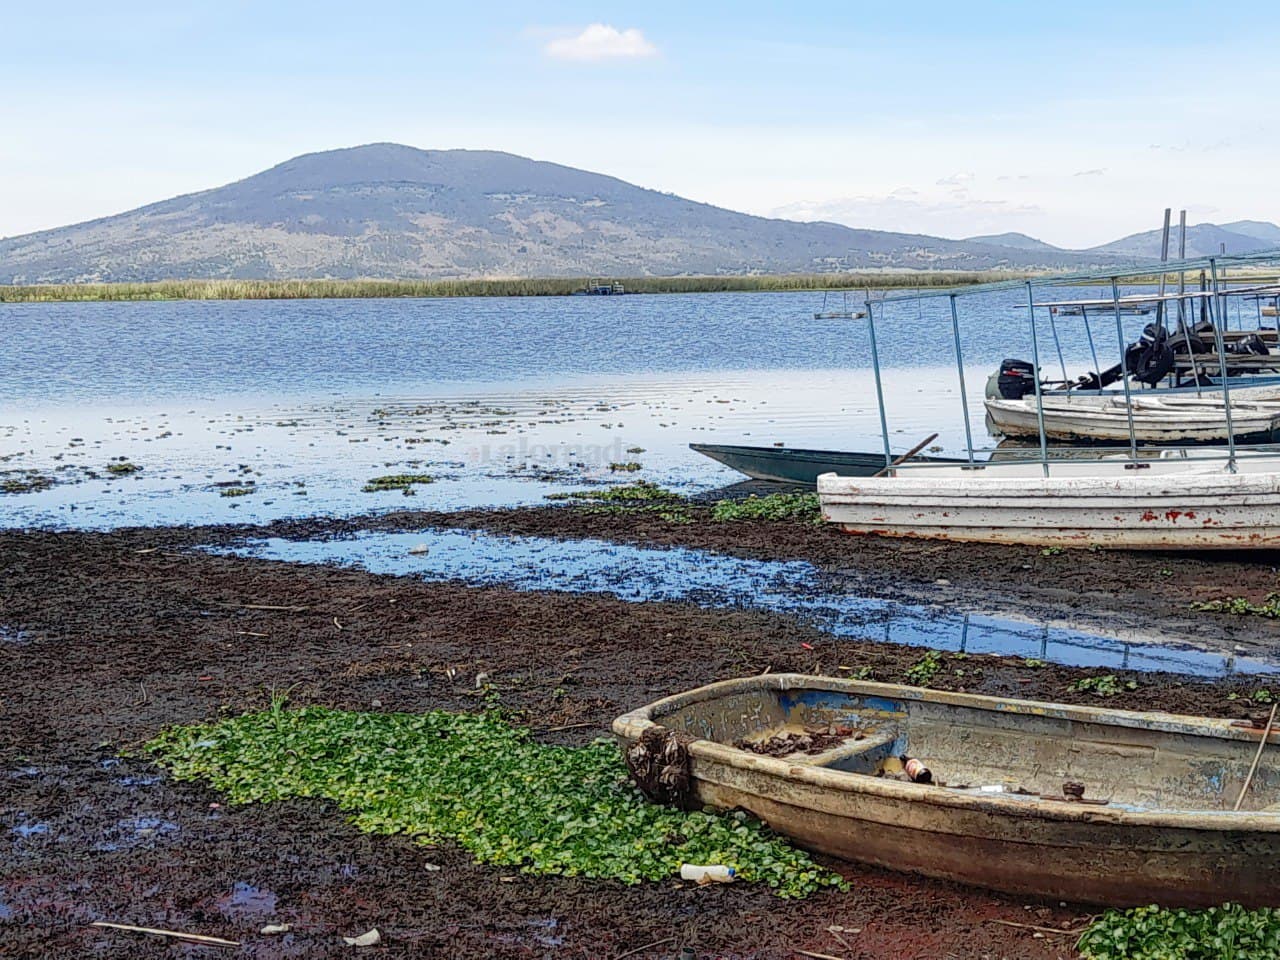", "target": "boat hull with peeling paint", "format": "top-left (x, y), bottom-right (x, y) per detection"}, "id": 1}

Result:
top-left (613, 675), bottom-right (1280, 906)
top-left (816, 455), bottom-right (1280, 548)
top-left (985, 391), bottom-right (1280, 444)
